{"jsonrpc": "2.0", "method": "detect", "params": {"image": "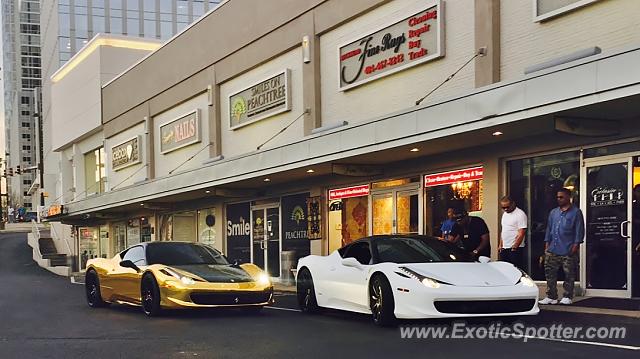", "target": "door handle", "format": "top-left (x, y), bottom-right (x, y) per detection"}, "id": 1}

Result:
top-left (260, 240), bottom-right (267, 250)
top-left (329, 266), bottom-right (336, 271)
top-left (620, 220), bottom-right (630, 238)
